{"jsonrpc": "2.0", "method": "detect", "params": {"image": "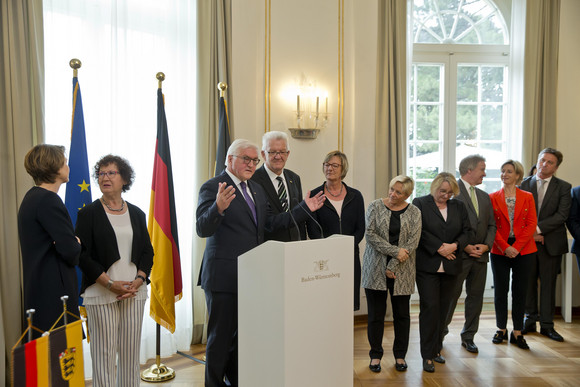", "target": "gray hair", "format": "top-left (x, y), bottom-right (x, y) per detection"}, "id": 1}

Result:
top-left (262, 131), bottom-right (290, 151)
top-left (458, 154), bottom-right (486, 176)
top-left (225, 139), bottom-right (259, 166)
